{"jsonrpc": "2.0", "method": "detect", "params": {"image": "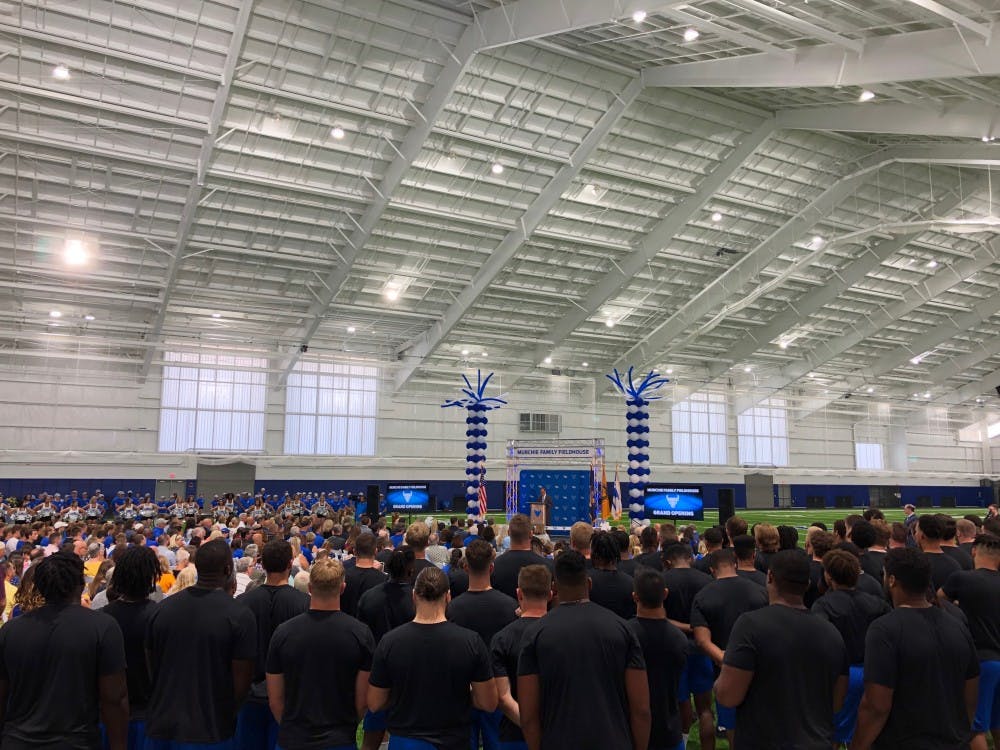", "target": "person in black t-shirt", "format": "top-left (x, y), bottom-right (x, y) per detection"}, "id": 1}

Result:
top-left (851, 520), bottom-right (888, 583)
top-left (629, 567), bottom-right (688, 750)
top-left (357, 546), bottom-right (416, 750)
top-left (102, 545), bottom-right (162, 749)
top-left (811, 550), bottom-right (889, 746)
top-left (733, 534), bottom-right (767, 589)
top-left (146, 539), bottom-right (257, 748)
top-left (405, 521), bottom-right (437, 576)
top-left (518, 550), bottom-right (650, 750)
top-left (940, 516), bottom-right (975, 571)
top-left (614, 528), bottom-right (638, 576)
top-left (266, 558), bottom-right (375, 750)
top-left (694, 527), bottom-right (724, 575)
top-left (342, 533), bottom-right (387, 617)
top-left (447, 548), bottom-right (470, 598)
top-left (717, 549), bottom-right (848, 750)
top-left (851, 548), bottom-right (979, 750)
top-left (491, 514), bottom-right (554, 598)
top-left (0, 552), bottom-right (128, 750)
top-left (633, 526), bottom-right (663, 571)
top-left (588, 531), bottom-right (636, 620)
top-left (448, 539), bottom-right (517, 750)
top-left (235, 540), bottom-right (310, 750)
top-left (661, 542), bottom-right (714, 750)
top-left (369, 567), bottom-right (497, 750)
top-left (490, 564), bottom-right (552, 750)
top-left (915, 513), bottom-right (962, 590)
top-left (939, 533), bottom-right (1000, 749)
top-left (690, 548), bottom-right (768, 745)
